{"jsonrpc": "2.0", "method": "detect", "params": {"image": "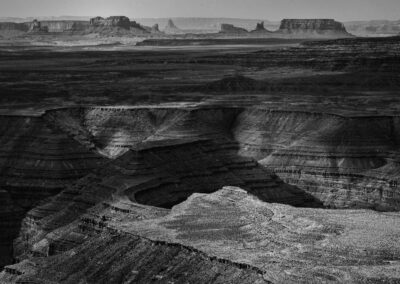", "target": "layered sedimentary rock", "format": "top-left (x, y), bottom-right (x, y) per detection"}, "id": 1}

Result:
top-left (43, 106), bottom-right (400, 211)
top-left (90, 16), bottom-right (131, 29)
top-left (0, 22), bottom-right (28, 32)
top-left (88, 16), bottom-right (148, 34)
top-left (38, 20), bottom-right (89, 32)
top-left (277, 19), bottom-right (352, 38)
top-left (1, 103), bottom-right (400, 278)
top-left (0, 115), bottom-right (104, 267)
top-left (2, 187), bottom-right (399, 283)
top-left (0, 22), bottom-right (29, 37)
top-left (233, 109), bottom-right (400, 211)
top-left (220, 23), bottom-right (248, 34)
